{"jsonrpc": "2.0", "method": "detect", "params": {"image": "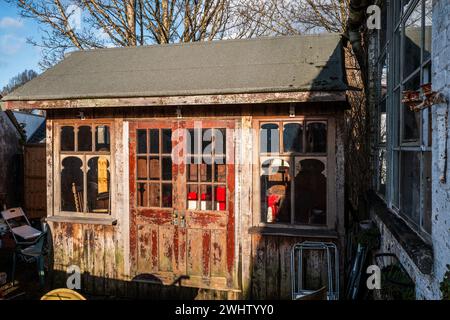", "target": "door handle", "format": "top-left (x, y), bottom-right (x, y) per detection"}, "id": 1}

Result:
top-left (180, 213), bottom-right (186, 228)
top-left (172, 211), bottom-right (178, 226)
